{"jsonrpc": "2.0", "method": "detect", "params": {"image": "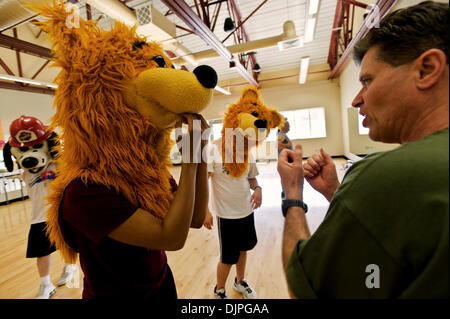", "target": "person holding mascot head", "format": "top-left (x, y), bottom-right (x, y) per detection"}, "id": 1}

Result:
top-left (30, 1), bottom-right (216, 300)
top-left (203, 87), bottom-right (283, 299)
top-left (3, 115), bottom-right (76, 299)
